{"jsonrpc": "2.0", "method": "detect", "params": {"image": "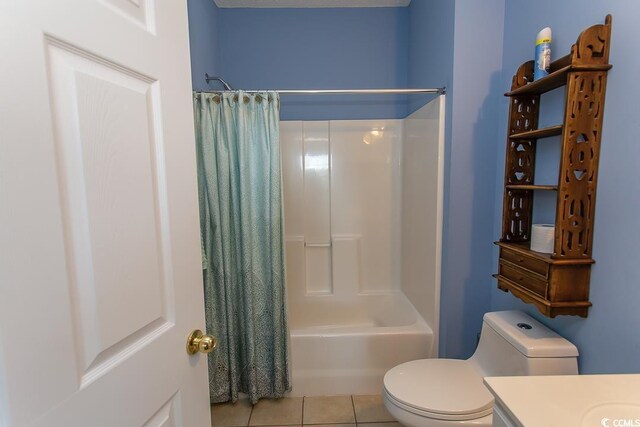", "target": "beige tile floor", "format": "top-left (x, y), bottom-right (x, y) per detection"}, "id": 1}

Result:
top-left (211, 395), bottom-right (402, 427)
